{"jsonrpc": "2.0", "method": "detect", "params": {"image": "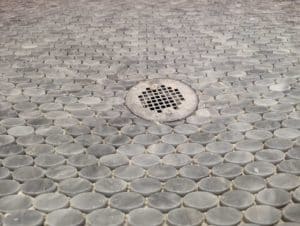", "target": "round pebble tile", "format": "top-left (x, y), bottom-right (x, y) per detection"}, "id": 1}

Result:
top-left (148, 143), bottom-right (175, 157)
top-left (21, 178), bottom-right (56, 196)
top-left (0, 180), bottom-right (20, 197)
top-left (190, 132), bottom-right (215, 144)
top-left (117, 144), bottom-right (145, 157)
top-left (162, 154), bottom-right (191, 168)
top-left (67, 154), bottom-right (97, 169)
top-left (224, 151), bottom-right (253, 165)
top-left (183, 191), bottom-right (218, 211)
top-left (244, 205), bottom-right (281, 225)
top-left (58, 178), bottom-right (92, 196)
top-left (148, 192), bottom-right (181, 212)
top-left (244, 161), bottom-right (276, 177)
top-left (283, 204), bottom-right (300, 223)
top-left (46, 165), bottom-right (77, 181)
top-left (70, 192), bottom-right (107, 213)
top-left (235, 139), bottom-right (263, 152)
top-left (268, 173), bottom-right (300, 190)
top-left (95, 178), bottom-right (127, 196)
top-left (218, 131), bottom-right (244, 143)
top-left (86, 208), bottom-right (125, 226)
top-left (0, 144), bottom-right (23, 157)
top-left (131, 154), bottom-right (160, 169)
top-left (256, 188), bottom-right (290, 207)
top-left (0, 195), bottom-right (32, 212)
top-left (13, 166), bottom-right (44, 182)
top-left (179, 165), bottom-right (209, 180)
top-left (148, 165), bottom-right (177, 181)
top-left (0, 135), bottom-right (14, 146)
top-left (255, 149), bottom-right (285, 163)
top-left (33, 193), bottom-right (69, 212)
top-left (265, 138), bottom-right (293, 150)
top-left (206, 206), bottom-right (242, 226)
top-left (206, 141), bottom-right (233, 155)
top-left (245, 129), bottom-right (273, 141)
top-left (110, 192), bottom-right (144, 213)
top-left (194, 152), bottom-right (223, 168)
top-left (7, 126), bottom-right (34, 137)
top-left (198, 177), bottom-right (230, 194)
top-left (165, 178), bottom-right (196, 195)
top-left (220, 190), bottom-right (254, 210)
top-left (233, 175), bottom-right (266, 193)
top-left (128, 208), bottom-right (164, 226)
top-left (177, 143), bottom-right (204, 156)
top-left (167, 207), bottom-right (204, 226)
top-left (35, 154), bottom-right (65, 168)
top-left (3, 155), bottom-right (33, 169)
top-left (99, 153), bottom-right (129, 169)
top-left (115, 165), bottom-right (145, 181)
top-left (277, 159), bottom-right (300, 175)
top-left (56, 143), bottom-right (85, 156)
top-left (3, 210), bottom-right (43, 226)
top-left (86, 144), bottom-right (115, 157)
top-left (79, 165), bottom-right (111, 181)
top-left (46, 208), bottom-right (85, 226)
